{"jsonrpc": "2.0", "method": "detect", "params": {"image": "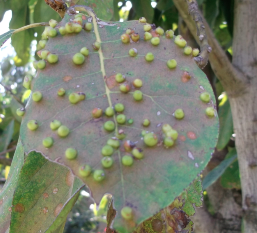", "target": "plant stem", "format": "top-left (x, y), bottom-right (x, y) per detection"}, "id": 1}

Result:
top-left (12, 22), bottom-right (49, 34)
